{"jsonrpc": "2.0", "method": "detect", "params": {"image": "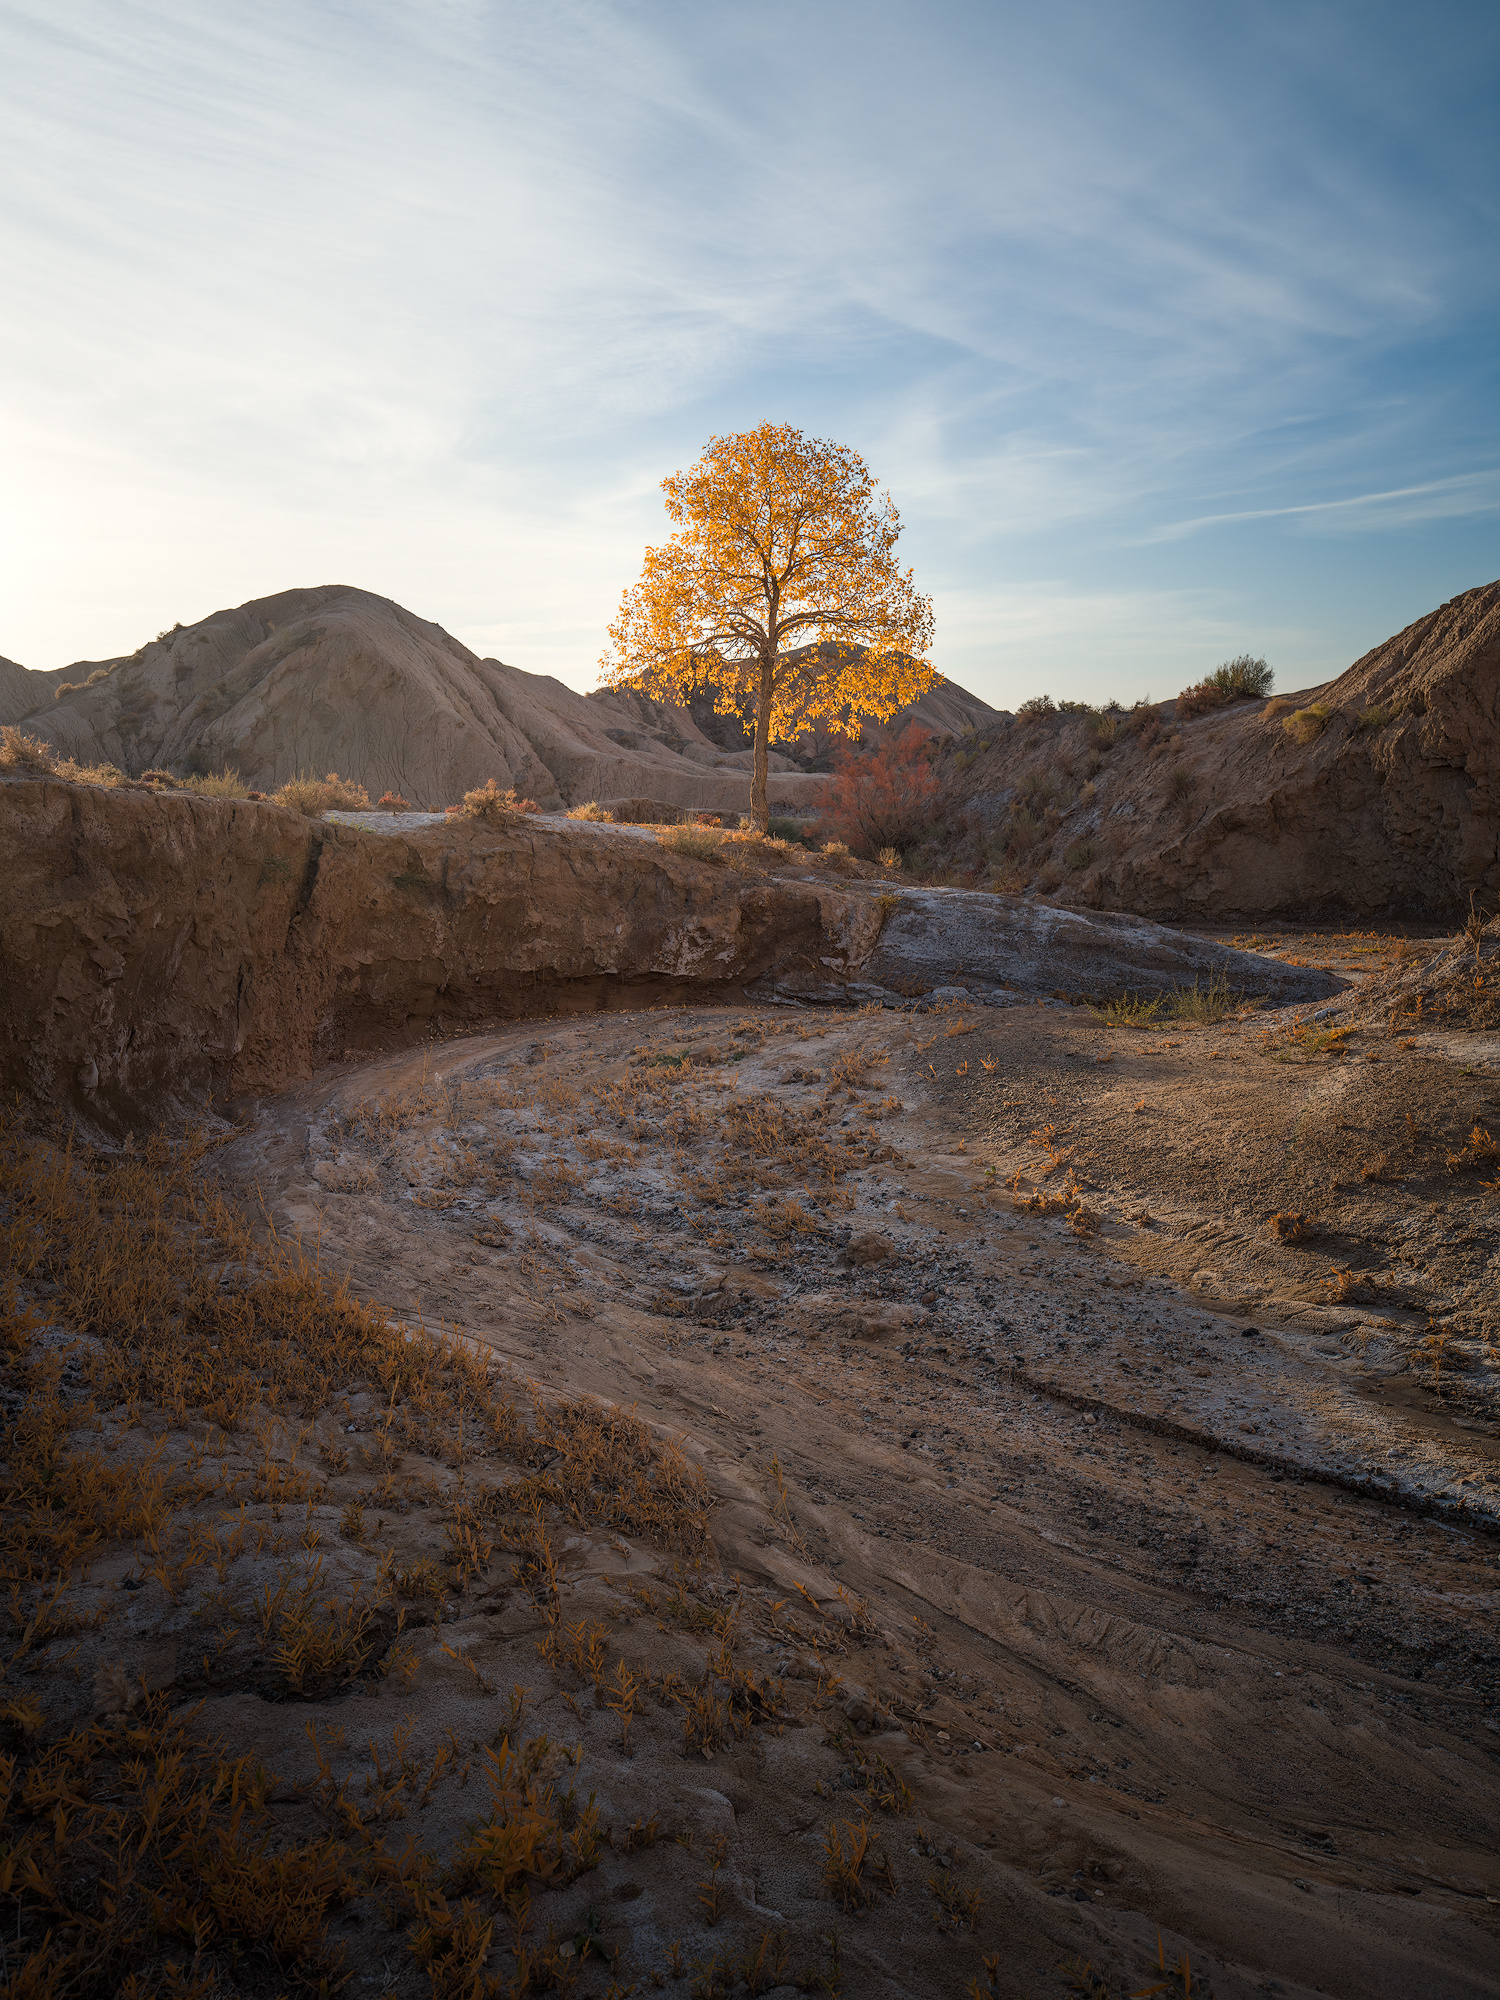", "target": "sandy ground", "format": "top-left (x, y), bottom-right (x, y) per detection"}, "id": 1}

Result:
top-left (208, 962), bottom-right (1500, 1999)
